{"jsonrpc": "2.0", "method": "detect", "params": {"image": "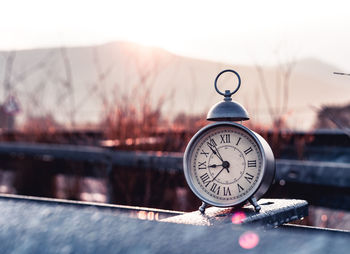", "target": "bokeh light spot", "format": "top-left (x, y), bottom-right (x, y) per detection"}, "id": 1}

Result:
top-left (231, 211), bottom-right (246, 224)
top-left (239, 231), bottom-right (259, 249)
